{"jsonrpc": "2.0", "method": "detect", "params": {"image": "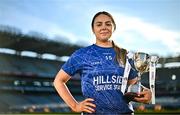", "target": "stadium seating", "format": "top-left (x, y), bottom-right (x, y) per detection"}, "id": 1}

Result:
top-left (0, 52), bottom-right (83, 113)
